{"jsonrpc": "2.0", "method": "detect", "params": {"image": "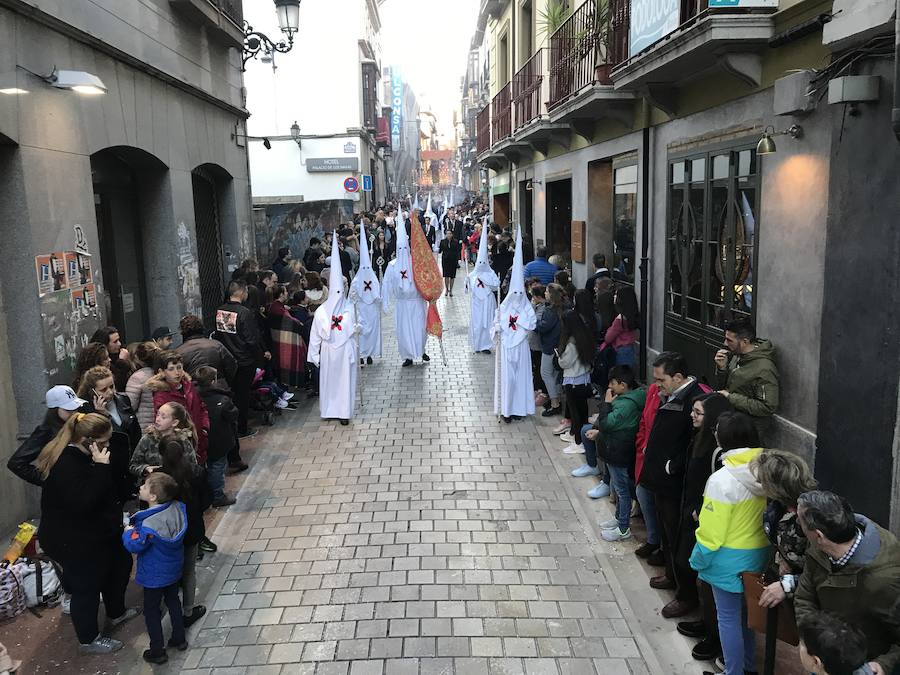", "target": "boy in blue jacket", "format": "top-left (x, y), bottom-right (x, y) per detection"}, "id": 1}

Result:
top-left (123, 472), bottom-right (189, 664)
